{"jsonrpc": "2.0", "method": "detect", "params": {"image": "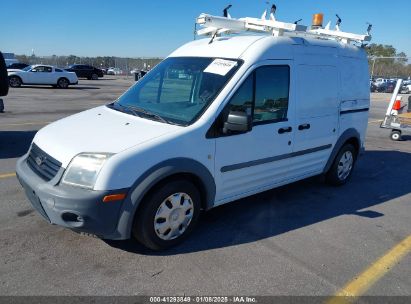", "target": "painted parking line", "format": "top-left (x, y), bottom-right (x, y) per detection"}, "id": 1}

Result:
top-left (327, 234), bottom-right (411, 304)
top-left (368, 119), bottom-right (383, 124)
top-left (0, 121), bottom-right (51, 127)
top-left (0, 172), bottom-right (16, 179)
